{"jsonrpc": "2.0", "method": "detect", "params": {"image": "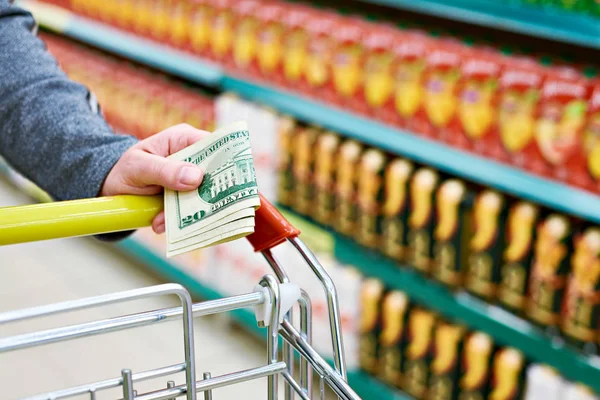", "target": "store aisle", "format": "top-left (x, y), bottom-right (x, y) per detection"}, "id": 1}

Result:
top-left (0, 178), bottom-right (278, 399)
